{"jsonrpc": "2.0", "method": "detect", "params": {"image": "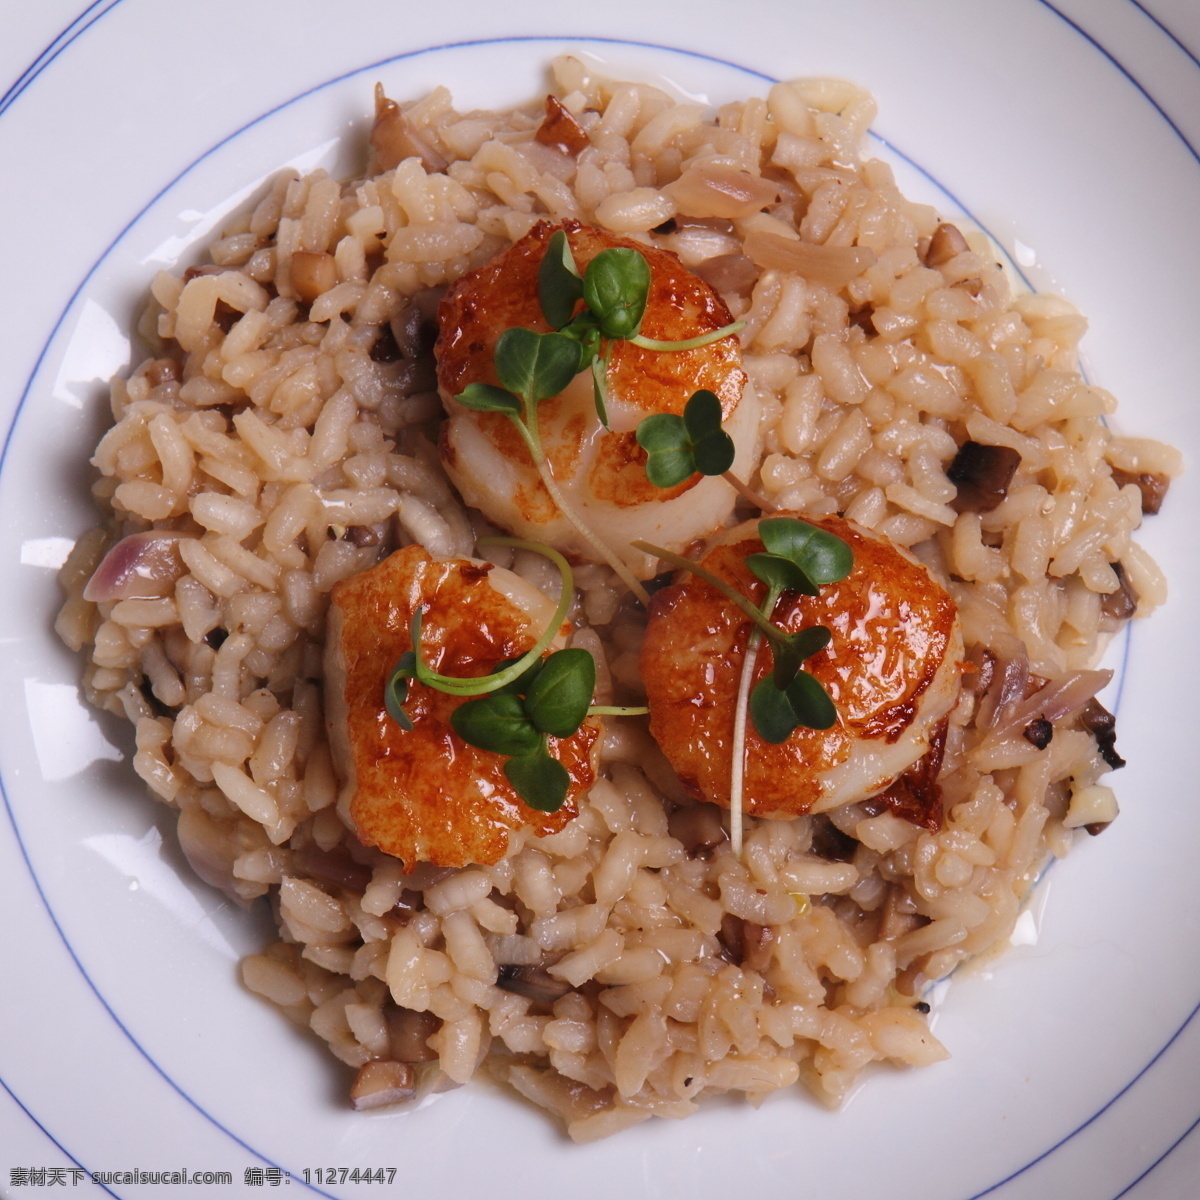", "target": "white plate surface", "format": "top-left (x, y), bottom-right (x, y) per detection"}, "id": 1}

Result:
top-left (1, 2), bottom-right (1197, 1197)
